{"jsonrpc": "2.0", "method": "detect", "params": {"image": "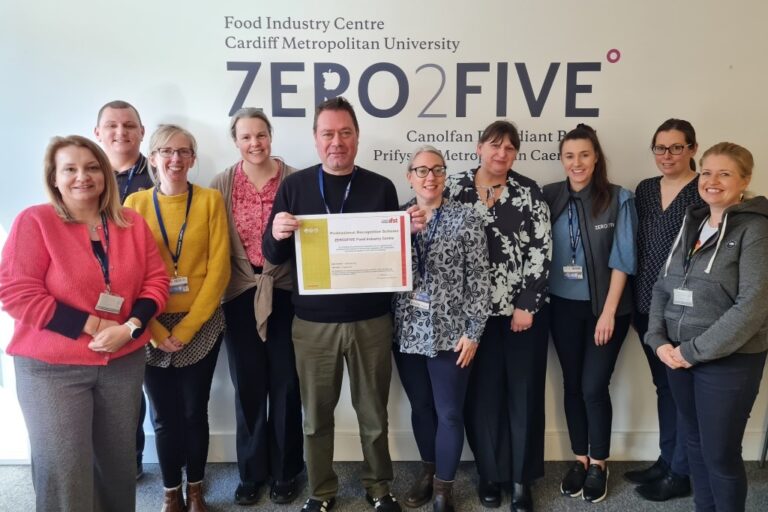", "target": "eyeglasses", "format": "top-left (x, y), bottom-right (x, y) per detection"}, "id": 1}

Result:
top-left (652, 144), bottom-right (692, 155)
top-left (155, 147), bottom-right (195, 159)
top-left (410, 165), bottom-right (447, 178)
